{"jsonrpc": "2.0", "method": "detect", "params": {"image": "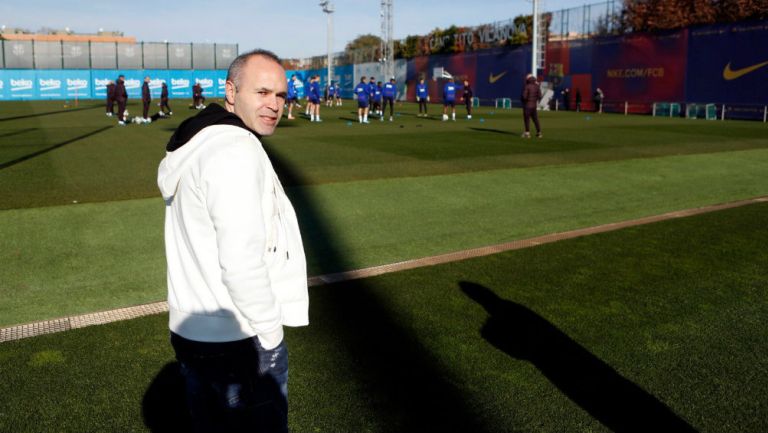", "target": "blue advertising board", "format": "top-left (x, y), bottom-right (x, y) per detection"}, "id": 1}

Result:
top-left (687, 21), bottom-right (768, 105)
top-left (0, 72), bottom-right (6, 100)
top-left (215, 70), bottom-right (227, 98)
top-left (335, 64), bottom-right (354, 98)
top-left (0, 69), bottom-right (227, 101)
top-left (3, 70), bottom-right (36, 99)
top-left (168, 70), bottom-right (194, 98)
